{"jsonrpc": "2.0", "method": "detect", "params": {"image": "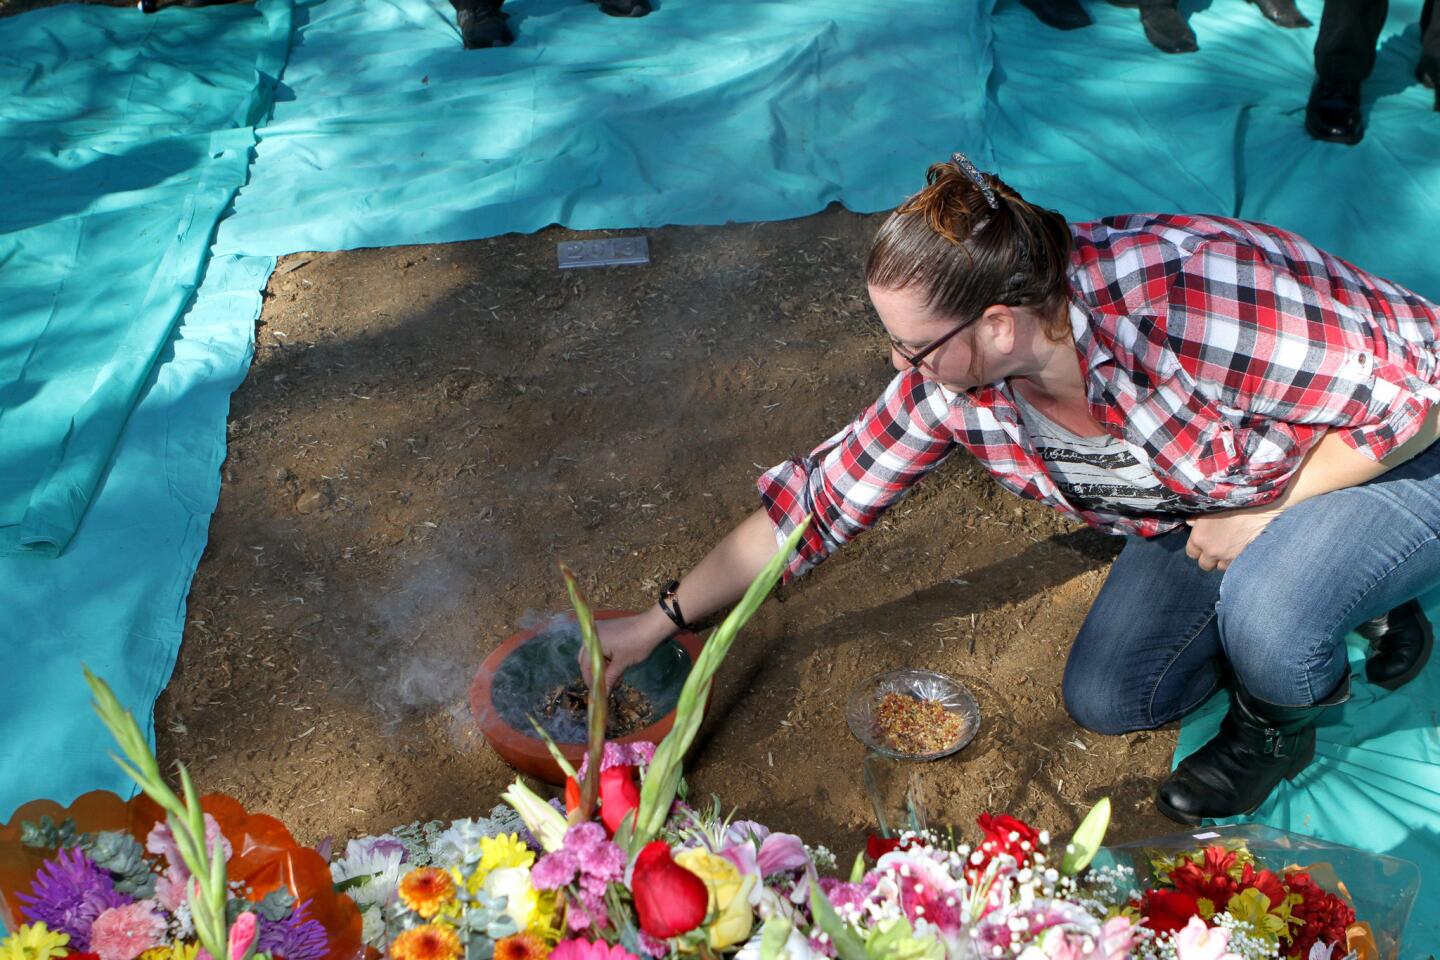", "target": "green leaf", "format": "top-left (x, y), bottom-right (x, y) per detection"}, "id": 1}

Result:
top-left (561, 563), bottom-right (606, 822)
top-left (525, 716), bottom-right (579, 782)
top-left (849, 850), bottom-right (866, 883)
top-left (1060, 797), bottom-right (1111, 876)
top-left (809, 877), bottom-right (868, 960)
top-left (629, 518), bottom-right (810, 851)
top-left (757, 914), bottom-right (795, 960)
